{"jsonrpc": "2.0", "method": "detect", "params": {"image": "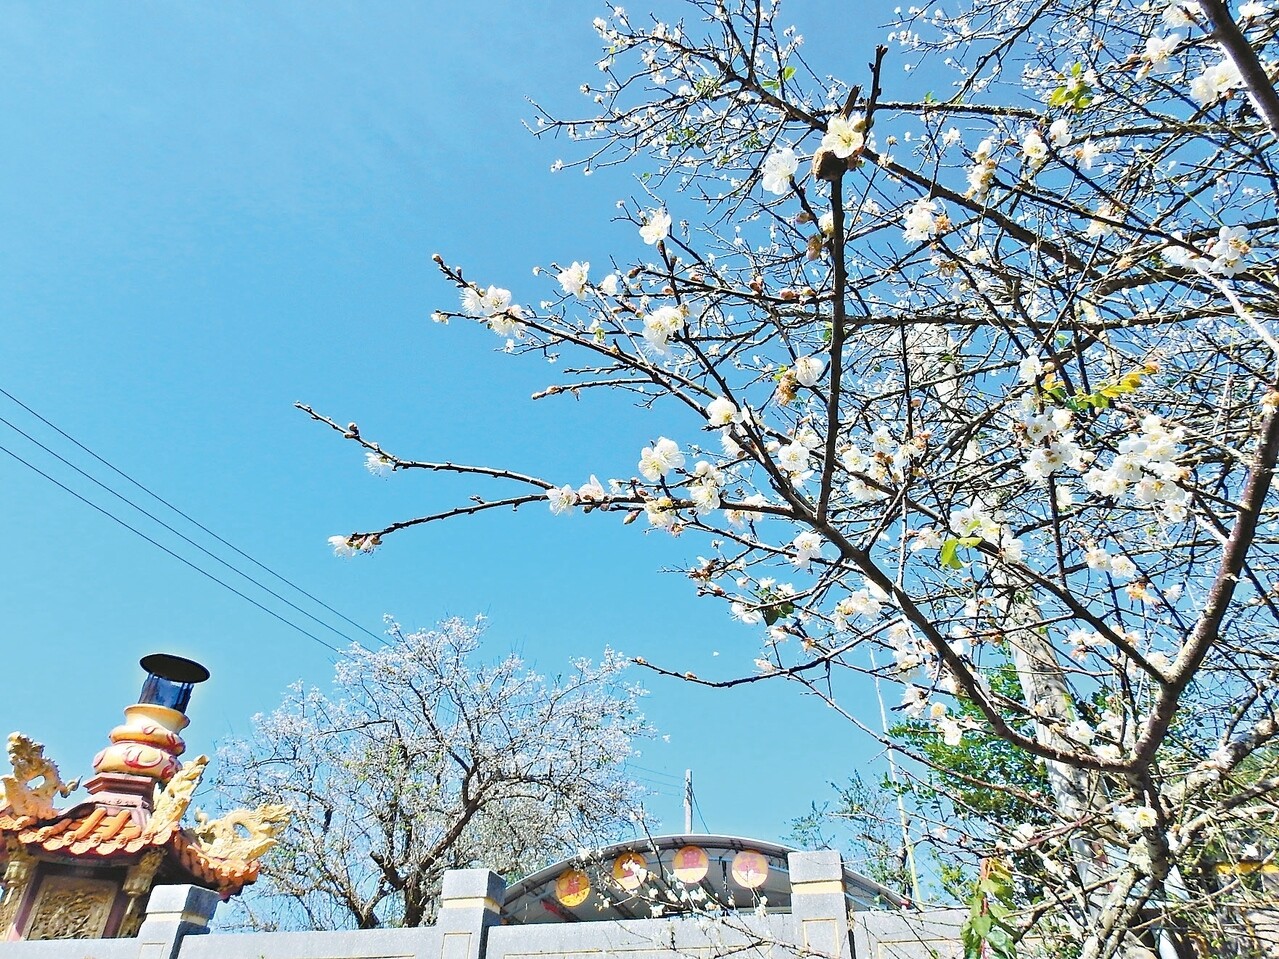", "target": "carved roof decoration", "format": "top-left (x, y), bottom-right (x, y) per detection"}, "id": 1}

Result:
top-left (0, 743), bottom-right (288, 897)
